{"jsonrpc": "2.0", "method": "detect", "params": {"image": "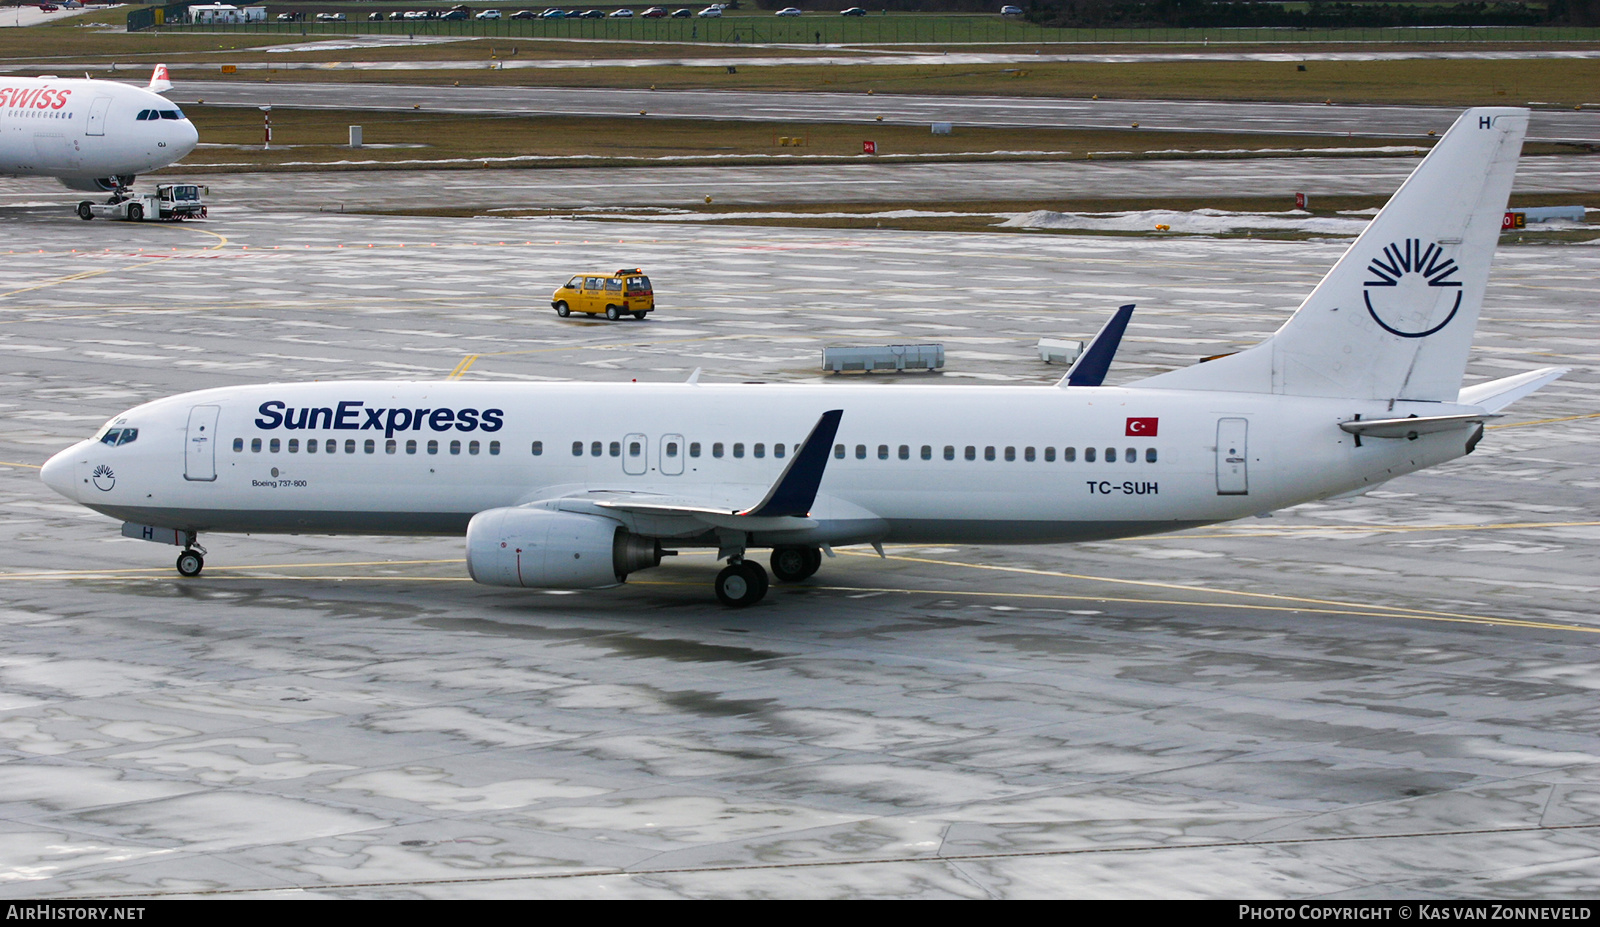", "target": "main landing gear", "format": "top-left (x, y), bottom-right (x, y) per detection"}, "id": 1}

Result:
top-left (714, 545), bottom-right (824, 607)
